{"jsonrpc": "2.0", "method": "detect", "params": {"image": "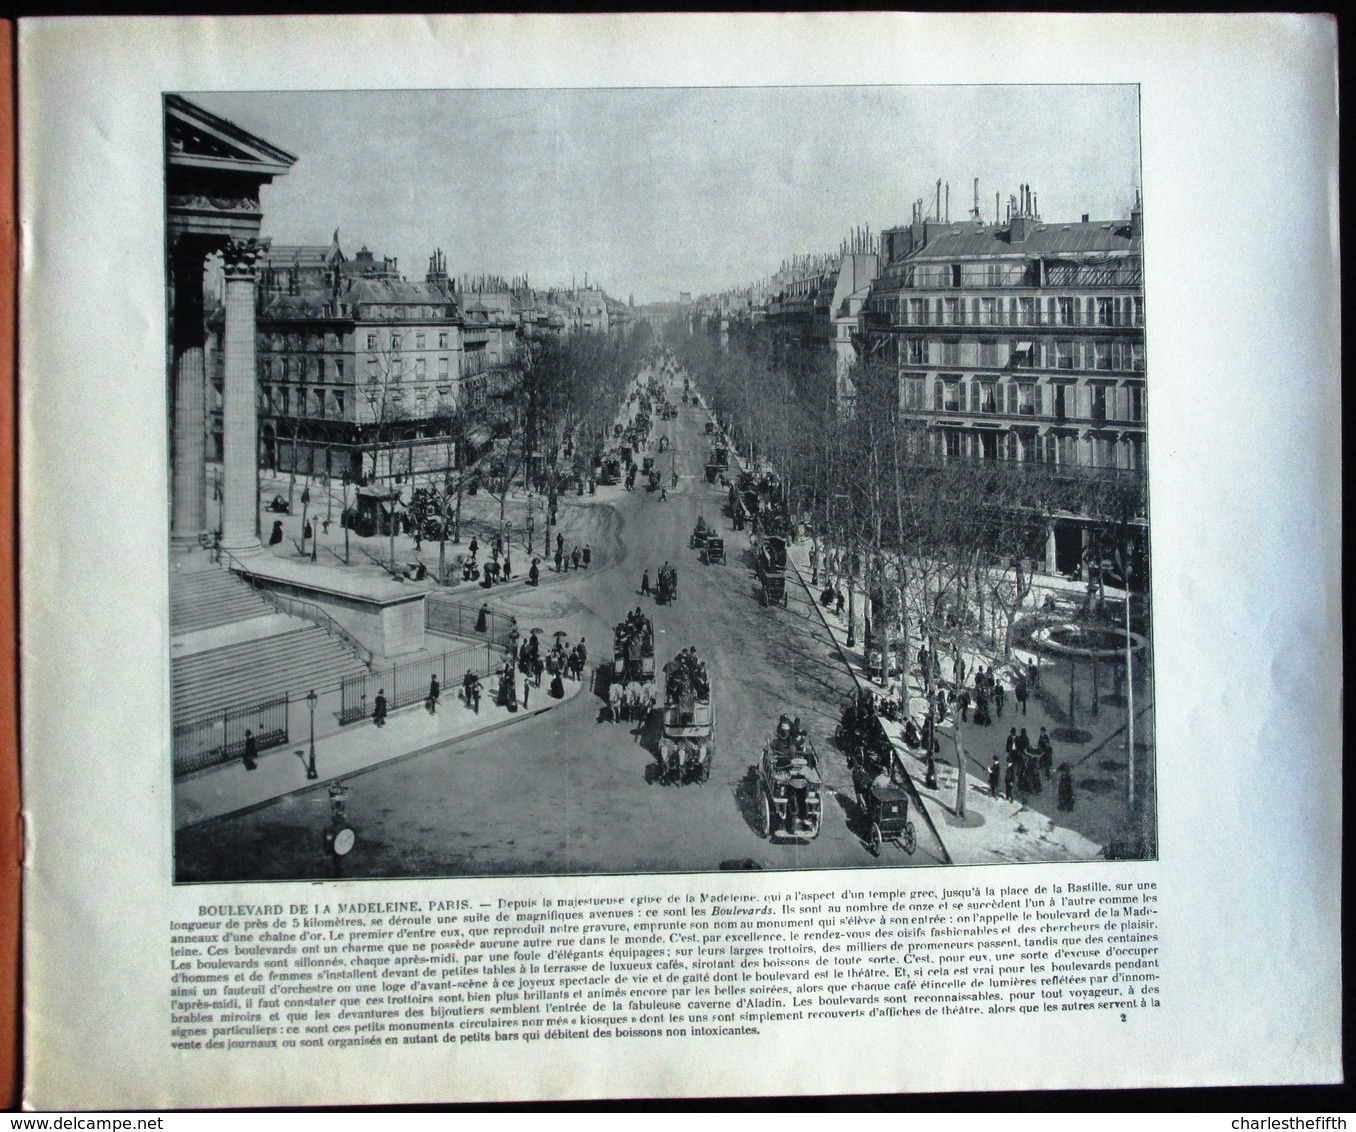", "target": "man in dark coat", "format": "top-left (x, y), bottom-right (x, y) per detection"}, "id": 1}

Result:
top-left (988, 756), bottom-right (1002, 797)
top-left (1015, 673), bottom-right (1029, 714)
top-left (373, 689), bottom-right (388, 727)
top-left (641, 568), bottom-right (651, 596)
top-left (993, 679), bottom-right (1005, 717)
top-left (428, 674), bottom-right (440, 714)
top-left (242, 729), bottom-right (258, 771)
